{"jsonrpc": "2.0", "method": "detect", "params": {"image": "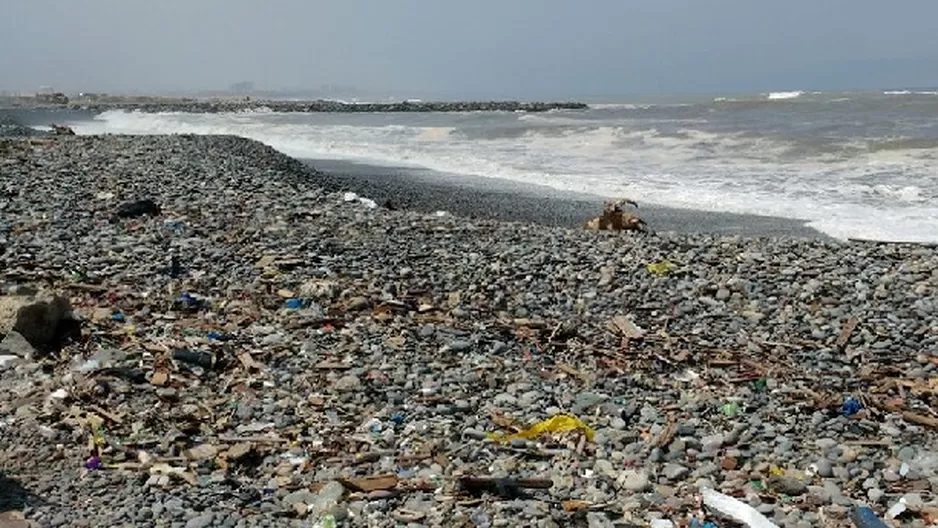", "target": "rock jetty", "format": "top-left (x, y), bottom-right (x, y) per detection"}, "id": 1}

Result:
top-left (4, 95), bottom-right (588, 113)
top-left (1, 134), bottom-right (937, 527)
